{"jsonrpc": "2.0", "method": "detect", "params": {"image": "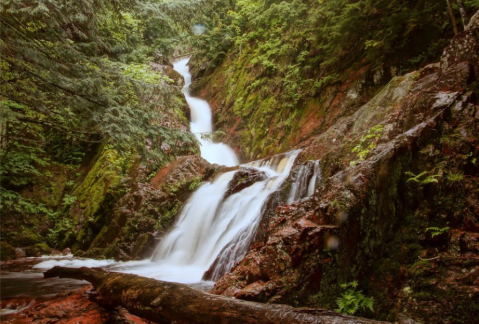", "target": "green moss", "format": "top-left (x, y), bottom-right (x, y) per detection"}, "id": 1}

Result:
top-left (0, 242), bottom-right (17, 261)
top-left (25, 242), bottom-right (52, 257)
top-left (75, 247), bottom-right (107, 259)
top-left (10, 228), bottom-right (43, 246)
top-left (34, 243), bottom-right (52, 255)
top-left (71, 149), bottom-right (122, 221)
